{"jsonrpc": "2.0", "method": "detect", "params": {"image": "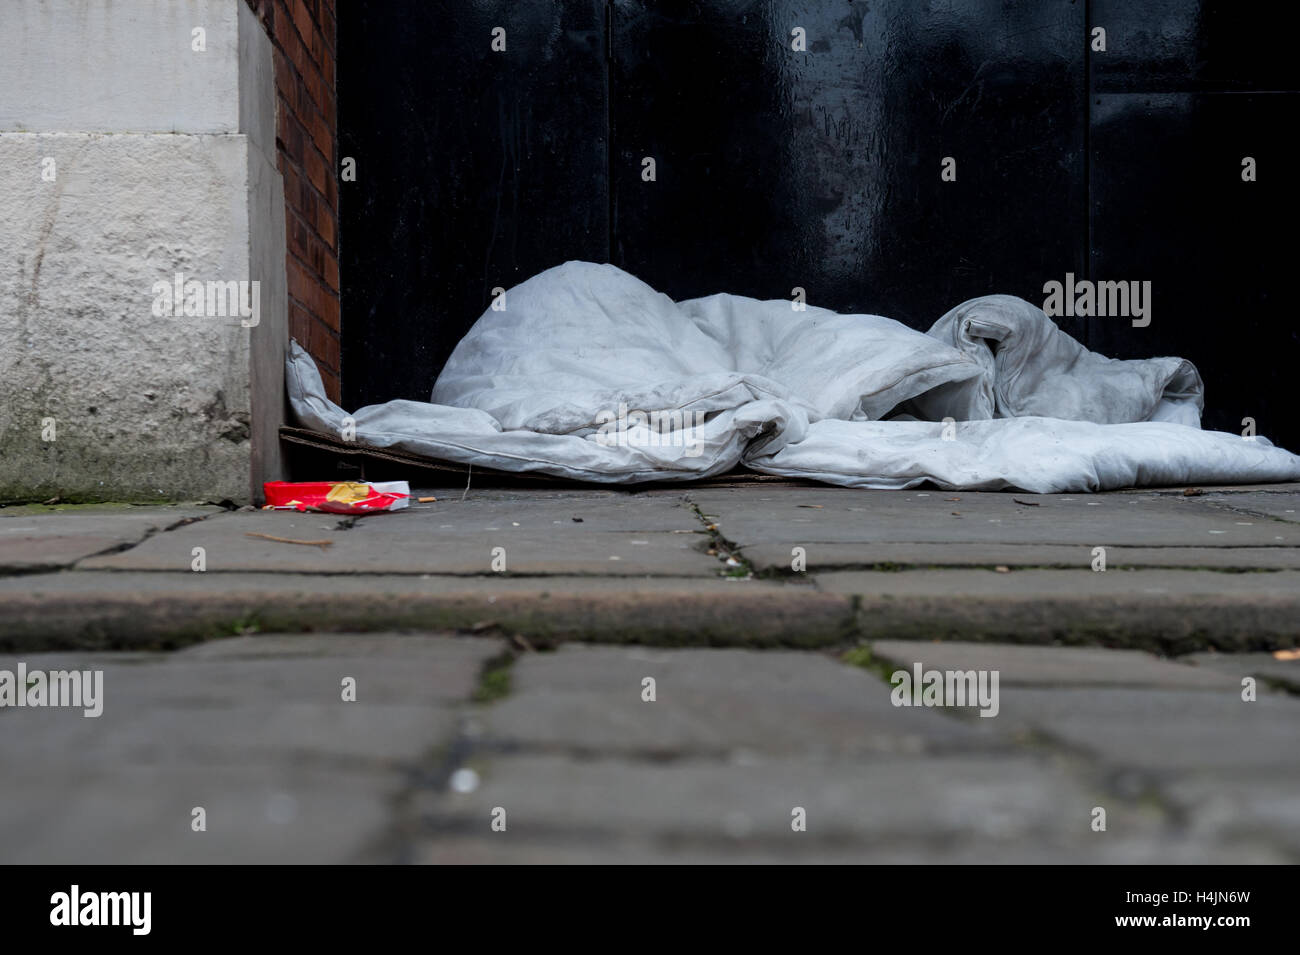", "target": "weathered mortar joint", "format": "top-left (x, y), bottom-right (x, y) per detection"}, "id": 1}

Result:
top-left (685, 498), bottom-right (754, 578)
